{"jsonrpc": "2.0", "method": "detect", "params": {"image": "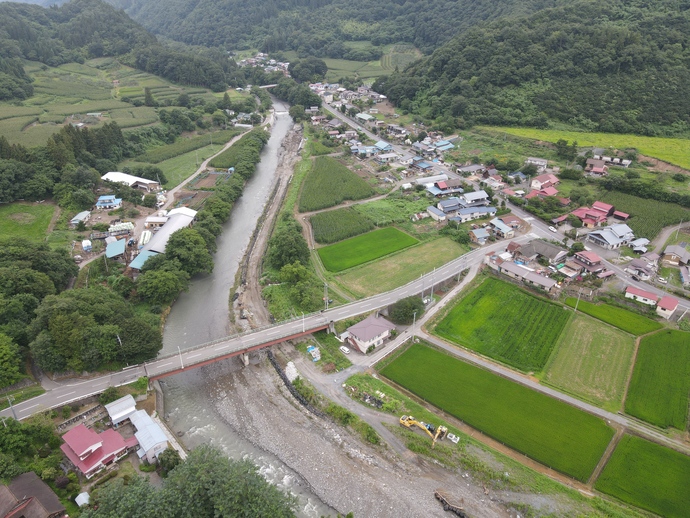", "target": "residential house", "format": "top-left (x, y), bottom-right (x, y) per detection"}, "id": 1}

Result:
top-left (105, 394), bottom-right (136, 427)
top-left (530, 173), bottom-right (559, 190)
top-left (456, 164), bottom-right (486, 176)
top-left (662, 245), bottom-right (690, 266)
top-left (145, 214), bottom-right (168, 229)
top-left (437, 197), bottom-right (462, 214)
top-left (410, 158), bottom-right (434, 173)
top-left (591, 201), bottom-right (614, 216)
top-left (415, 174), bottom-right (448, 186)
top-left (0, 472), bottom-right (66, 518)
top-left (374, 141), bottom-right (392, 153)
top-left (586, 224), bottom-right (635, 249)
top-left (516, 239), bottom-right (568, 265)
top-left (355, 113), bottom-right (374, 124)
top-left (346, 314), bottom-right (395, 353)
top-left (95, 195), bottom-right (122, 209)
top-left (570, 207), bottom-right (608, 228)
top-left (129, 410), bottom-right (169, 464)
top-left (375, 153), bottom-right (398, 164)
top-left (501, 188), bottom-right (517, 197)
top-left (397, 153), bottom-right (415, 166)
top-left (427, 206), bottom-right (447, 222)
top-left (61, 424), bottom-right (136, 479)
top-left (640, 252), bottom-right (660, 268)
top-left (629, 238), bottom-right (651, 254)
top-left (585, 158), bottom-right (608, 175)
top-left (460, 190), bottom-right (490, 208)
top-left (386, 124), bottom-right (408, 136)
top-left (498, 214), bottom-right (524, 230)
top-left (525, 186), bottom-right (559, 200)
top-left (482, 175), bottom-right (506, 190)
top-left (426, 178), bottom-right (465, 197)
top-left (310, 115), bottom-right (327, 125)
top-left (469, 228), bottom-right (490, 245)
top-left (70, 211), bottom-right (91, 228)
top-left (525, 157), bottom-right (548, 172)
top-left (498, 261), bottom-right (558, 292)
top-left (656, 296), bottom-right (678, 320)
top-left (624, 286), bottom-right (658, 306)
top-left (490, 218), bottom-right (514, 239)
top-left (523, 271), bottom-right (558, 291)
top-left (573, 250), bottom-right (605, 273)
top-left (102, 172), bottom-right (160, 192)
top-left (454, 206), bottom-right (497, 223)
top-left (507, 171), bottom-right (528, 184)
top-left (625, 258), bottom-right (654, 280)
